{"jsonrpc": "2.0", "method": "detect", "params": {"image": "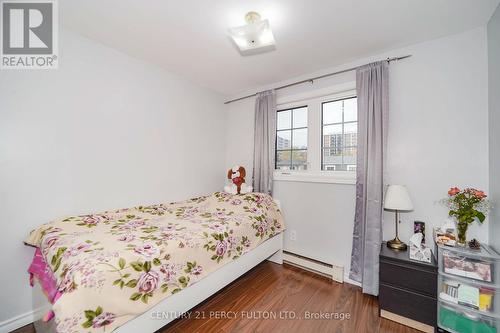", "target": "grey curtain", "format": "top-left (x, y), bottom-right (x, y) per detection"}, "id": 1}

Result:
top-left (252, 90), bottom-right (277, 194)
top-left (349, 61), bottom-right (389, 296)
